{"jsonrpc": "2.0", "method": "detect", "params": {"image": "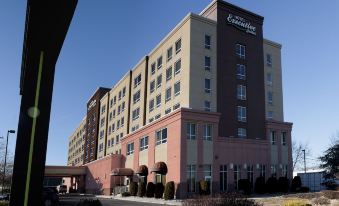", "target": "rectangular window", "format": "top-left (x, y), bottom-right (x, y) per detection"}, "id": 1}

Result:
top-left (165, 108), bottom-right (171, 114)
top-left (187, 165), bottom-right (196, 193)
top-left (113, 110), bottom-right (116, 118)
top-left (220, 165), bottom-right (227, 192)
top-left (132, 107), bottom-right (140, 120)
top-left (133, 90), bottom-right (141, 104)
top-left (175, 59), bottom-right (181, 75)
top-left (267, 111), bottom-right (273, 119)
top-left (116, 135), bottom-right (120, 144)
top-left (149, 99), bottom-right (154, 112)
top-left (205, 56), bottom-right (211, 71)
top-left (271, 131), bottom-right (276, 145)
top-left (109, 112), bottom-right (113, 122)
top-left (203, 124), bottom-right (212, 141)
top-left (175, 38), bottom-right (181, 53)
top-left (205, 35), bottom-right (211, 49)
top-left (99, 130), bottom-right (104, 139)
top-left (268, 91), bottom-right (273, 105)
top-left (237, 128), bottom-right (247, 138)
top-left (155, 113), bottom-right (161, 120)
top-left (127, 142), bottom-right (134, 155)
top-left (117, 120), bottom-right (120, 129)
top-left (157, 56), bottom-right (163, 69)
top-left (156, 128), bottom-right (167, 145)
top-left (149, 117), bottom-right (154, 123)
top-left (236, 64), bottom-right (246, 80)
top-left (140, 136), bottom-right (149, 151)
top-left (101, 105), bottom-right (106, 114)
top-left (100, 118), bottom-right (105, 127)
top-left (150, 80), bottom-right (155, 93)
top-left (186, 123), bottom-right (196, 140)
top-left (204, 101), bottom-right (211, 112)
top-left (157, 75), bottom-right (162, 88)
top-left (282, 165), bottom-right (288, 177)
top-left (118, 91), bottom-right (122, 100)
top-left (165, 87), bottom-right (172, 102)
top-left (118, 105), bottom-right (121, 115)
top-left (108, 139), bottom-right (111, 147)
top-left (271, 165), bottom-right (277, 177)
top-left (156, 94), bottom-right (161, 108)
top-left (110, 99), bottom-right (113, 108)
top-left (121, 117), bottom-right (125, 127)
top-left (237, 85), bottom-right (246, 100)
top-left (281, 132), bottom-right (287, 146)
top-left (166, 67), bottom-right (172, 81)
top-left (237, 106), bottom-right (247, 122)
top-left (173, 103), bottom-right (180, 110)
top-left (267, 73), bottom-right (272, 85)
top-left (234, 164), bottom-right (240, 190)
top-left (266, 53), bottom-right (272, 66)
top-left (122, 87), bottom-right (126, 97)
top-left (112, 123), bottom-right (115, 132)
top-left (205, 78), bottom-right (211, 93)
top-left (203, 164), bottom-right (212, 187)
top-left (113, 96), bottom-right (117, 104)
top-left (122, 101), bottom-right (125, 111)
top-left (151, 62), bottom-right (156, 75)
top-left (134, 74), bottom-right (141, 88)
top-left (174, 81), bottom-right (180, 96)
top-left (236, 43), bottom-right (246, 59)
top-left (167, 47), bottom-right (173, 62)
top-left (247, 165), bottom-right (254, 186)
